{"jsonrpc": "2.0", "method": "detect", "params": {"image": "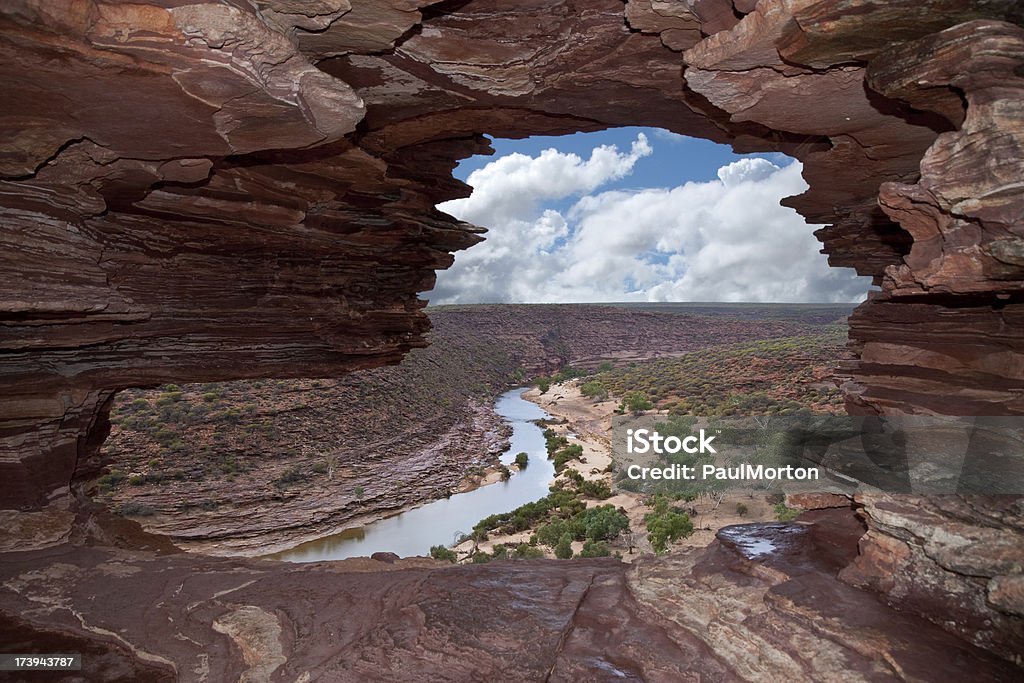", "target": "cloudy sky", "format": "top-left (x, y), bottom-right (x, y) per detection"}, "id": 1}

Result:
top-left (431, 127), bottom-right (871, 304)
